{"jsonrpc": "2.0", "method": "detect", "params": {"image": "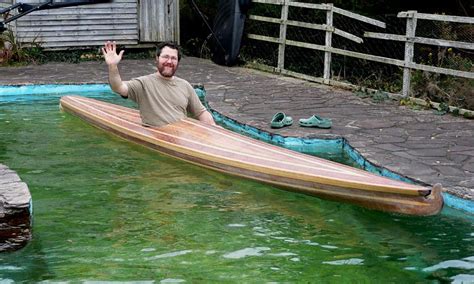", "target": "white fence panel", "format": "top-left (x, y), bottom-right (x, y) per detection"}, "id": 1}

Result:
top-left (247, 1), bottom-right (474, 99)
